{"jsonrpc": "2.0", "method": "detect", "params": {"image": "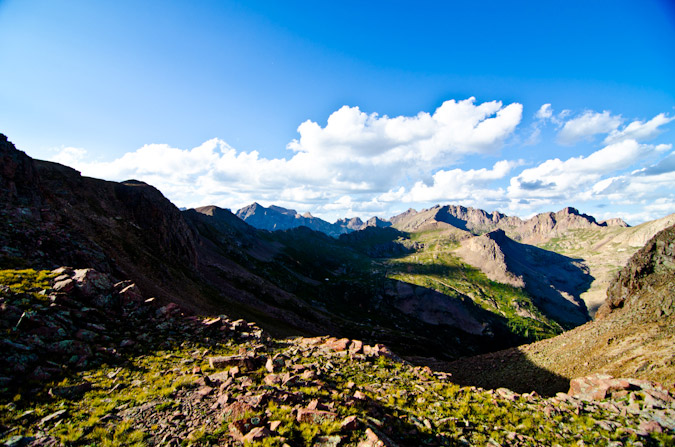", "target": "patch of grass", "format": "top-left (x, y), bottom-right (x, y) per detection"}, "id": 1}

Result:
top-left (0, 268), bottom-right (55, 299)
